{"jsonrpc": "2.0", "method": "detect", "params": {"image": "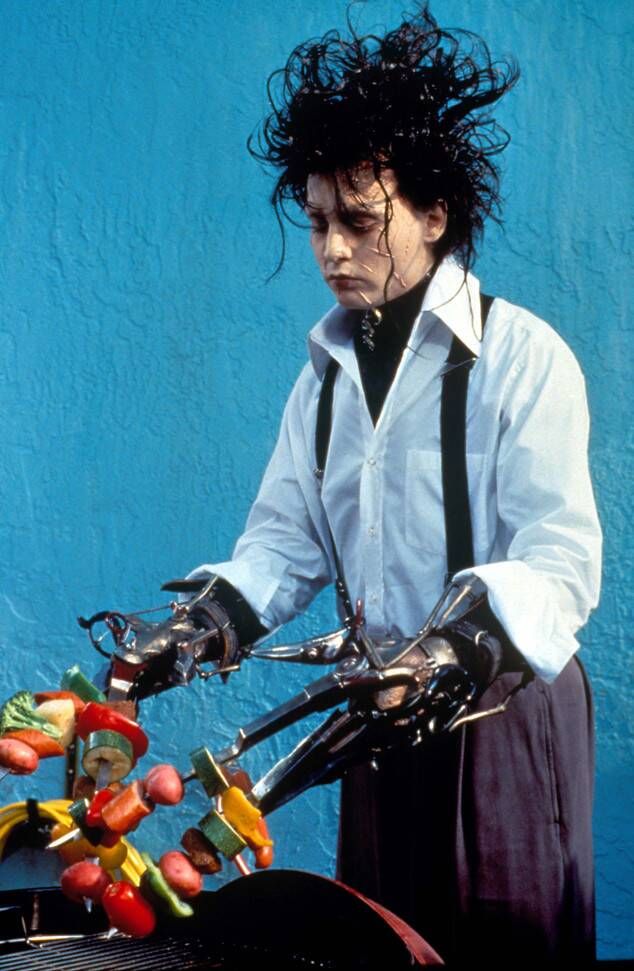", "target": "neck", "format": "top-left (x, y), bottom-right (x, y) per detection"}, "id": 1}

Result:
top-left (378, 262), bottom-right (436, 325)
top-left (353, 265), bottom-right (436, 424)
